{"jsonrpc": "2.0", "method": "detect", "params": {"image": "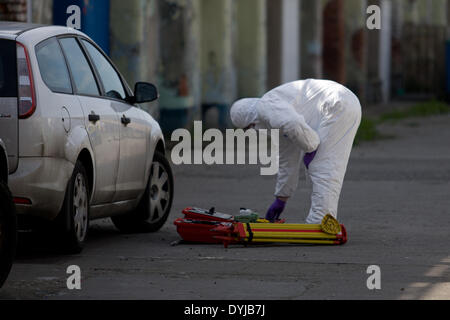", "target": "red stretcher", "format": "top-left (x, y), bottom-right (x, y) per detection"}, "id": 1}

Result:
top-left (173, 219), bottom-right (234, 244)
